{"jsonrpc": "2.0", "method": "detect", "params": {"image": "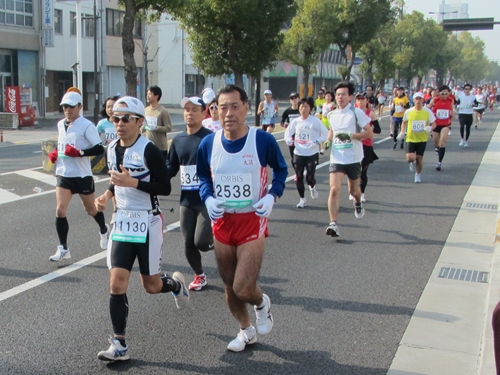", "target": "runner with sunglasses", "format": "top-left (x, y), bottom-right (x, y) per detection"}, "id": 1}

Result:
top-left (428, 85), bottom-right (454, 171)
top-left (202, 98), bottom-right (222, 132)
top-left (47, 90), bottom-right (109, 262)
